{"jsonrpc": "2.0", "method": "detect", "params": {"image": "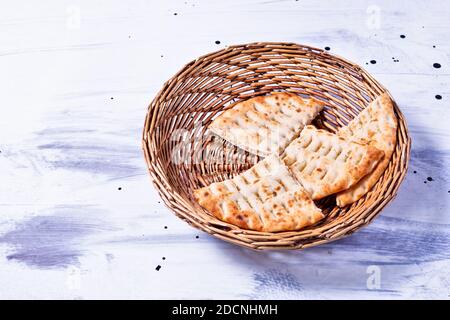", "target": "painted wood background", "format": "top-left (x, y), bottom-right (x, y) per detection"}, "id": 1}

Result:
top-left (0, 0), bottom-right (449, 299)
